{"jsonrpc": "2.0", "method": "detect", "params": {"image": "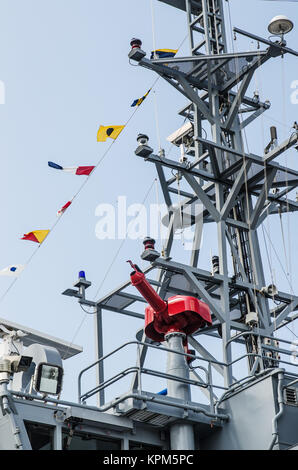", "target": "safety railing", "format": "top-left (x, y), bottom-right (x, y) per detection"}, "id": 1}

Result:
top-left (78, 340), bottom-right (229, 411)
top-left (78, 331), bottom-right (298, 413)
